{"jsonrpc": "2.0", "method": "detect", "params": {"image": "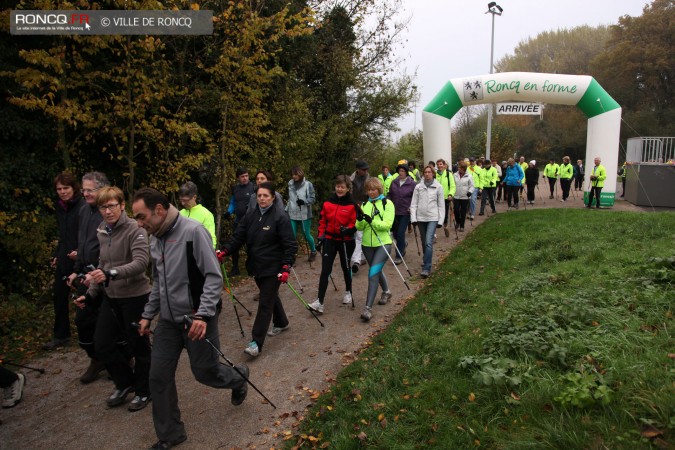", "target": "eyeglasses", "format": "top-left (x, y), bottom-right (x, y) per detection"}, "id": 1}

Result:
top-left (81, 188), bottom-right (100, 194)
top-left (98, 203), bottom-right (120, 212)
